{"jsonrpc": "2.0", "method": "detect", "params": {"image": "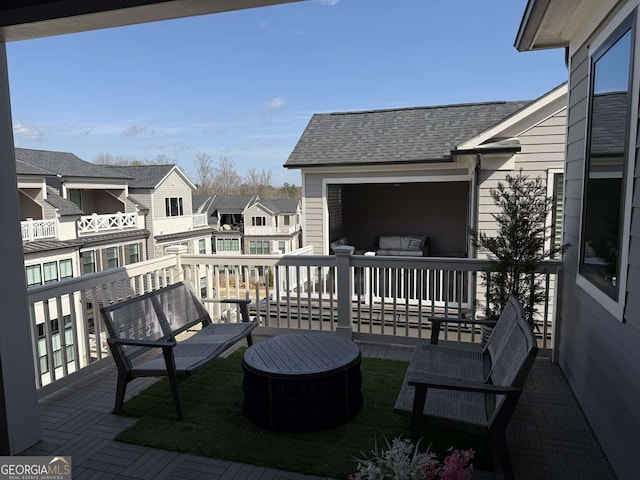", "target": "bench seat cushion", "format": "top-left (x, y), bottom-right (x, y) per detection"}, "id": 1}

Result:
top-left (189, 321), bottom-right (258, 345)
